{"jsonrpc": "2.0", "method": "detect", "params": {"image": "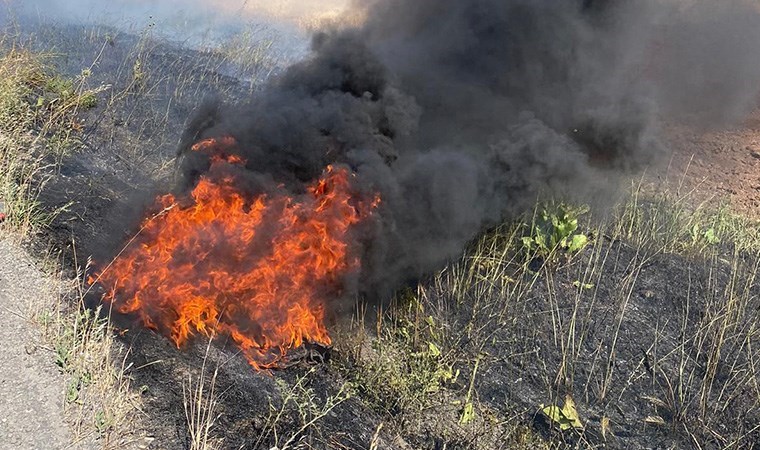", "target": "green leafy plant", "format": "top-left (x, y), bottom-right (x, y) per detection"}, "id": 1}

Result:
top-left (44, 75), bottom-right (74, 99)
top-left (345, 304), bottom-right (458, 416)
top-left (522, 204), bottom-right (590, 258)
top-left (540, 395), bottom-right (584, 431)
top-left (94, 410), bottom-right (114, 435)
top-left (690, 223), bottom-right (720, 248)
